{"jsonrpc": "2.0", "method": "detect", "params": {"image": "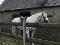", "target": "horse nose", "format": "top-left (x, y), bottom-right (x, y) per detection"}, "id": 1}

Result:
top-left (44, 20), bottom-right (48, 23)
